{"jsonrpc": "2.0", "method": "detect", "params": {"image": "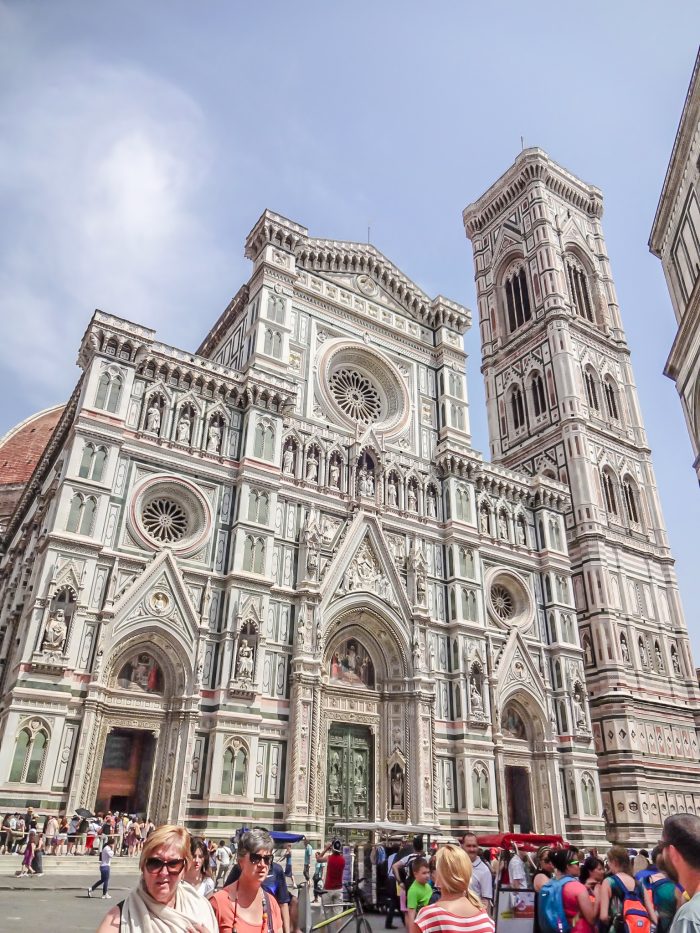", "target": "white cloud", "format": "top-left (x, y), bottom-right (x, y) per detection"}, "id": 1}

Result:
top-left (0, 7), bottom-right (229, 408)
